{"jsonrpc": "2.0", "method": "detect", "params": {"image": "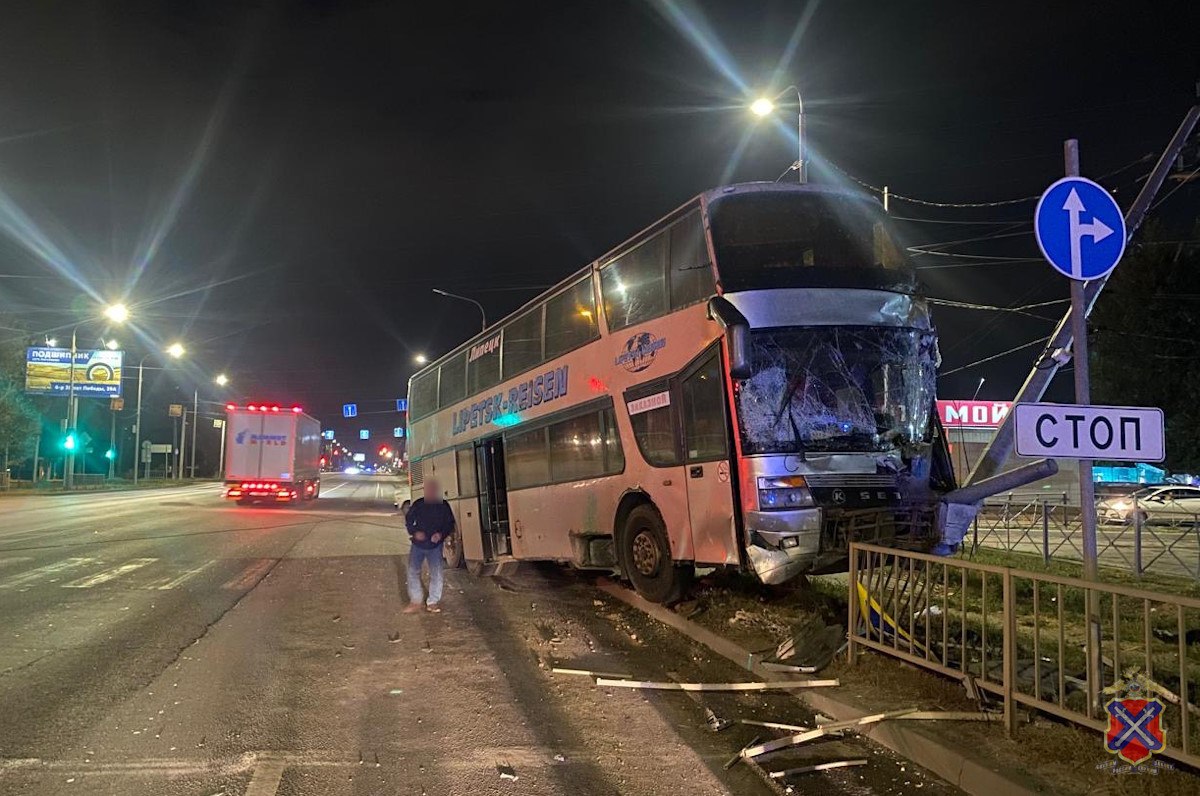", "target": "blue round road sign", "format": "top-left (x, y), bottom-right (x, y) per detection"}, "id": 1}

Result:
top-left (1033, 176), bottom-right (1126, 281)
